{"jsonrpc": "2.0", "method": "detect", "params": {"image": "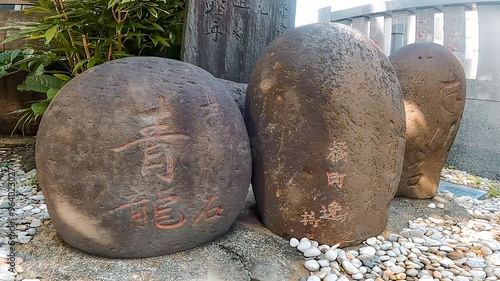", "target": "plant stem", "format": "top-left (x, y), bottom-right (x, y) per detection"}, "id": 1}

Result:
top-left (108, 43), bottom-right (113, 61)
top-left (82, 35), bottom-right (91, 60)
top-left (53, 0), bottom-right (83, 72)
top-left (118, 10), bottom-right (122, 52)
